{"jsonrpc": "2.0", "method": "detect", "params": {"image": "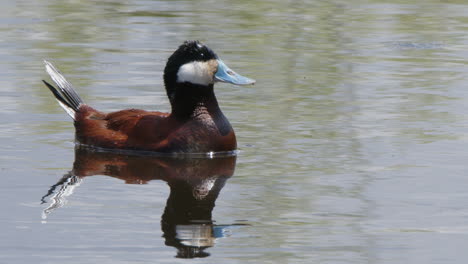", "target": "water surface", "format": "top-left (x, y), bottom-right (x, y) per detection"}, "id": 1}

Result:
top-left (2, 0), bottom-right (468, 263)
